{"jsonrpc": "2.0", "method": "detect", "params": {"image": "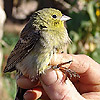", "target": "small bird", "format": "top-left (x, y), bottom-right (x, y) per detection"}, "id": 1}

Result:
top-left (4, 8), bottom-right (72, 99)
top-left (4, 8), bottom-right (71, 80)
